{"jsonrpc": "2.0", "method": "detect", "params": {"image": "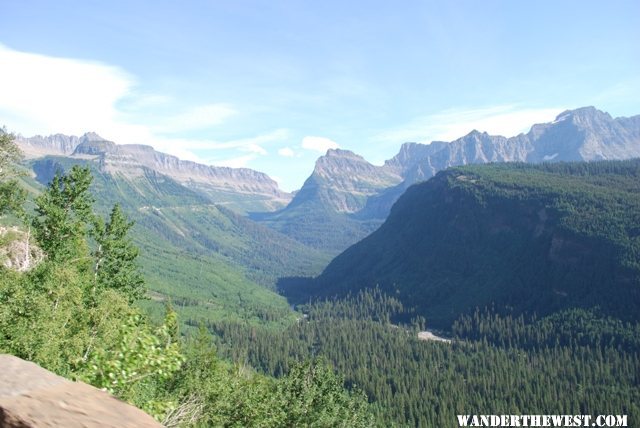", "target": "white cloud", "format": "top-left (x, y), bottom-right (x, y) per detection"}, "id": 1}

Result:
top-left (301, 136), bottom-right (339, 153)
top-left (278, 147), bottom-right (295, 157)
top-left (0, 43), bottom-right (135, 137)
top-left (0, 44), bottom-right (239, 149)
top-left (152, 103), bottom-right (237, 133)
top-left (242, 143), bottom-right (268, 155)
top-left (119, 94), bottom-right (173, 111)
top-left (212, 153), bottom-right (258, 168)
top-left (375, 105), bottom-right (564, 145)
